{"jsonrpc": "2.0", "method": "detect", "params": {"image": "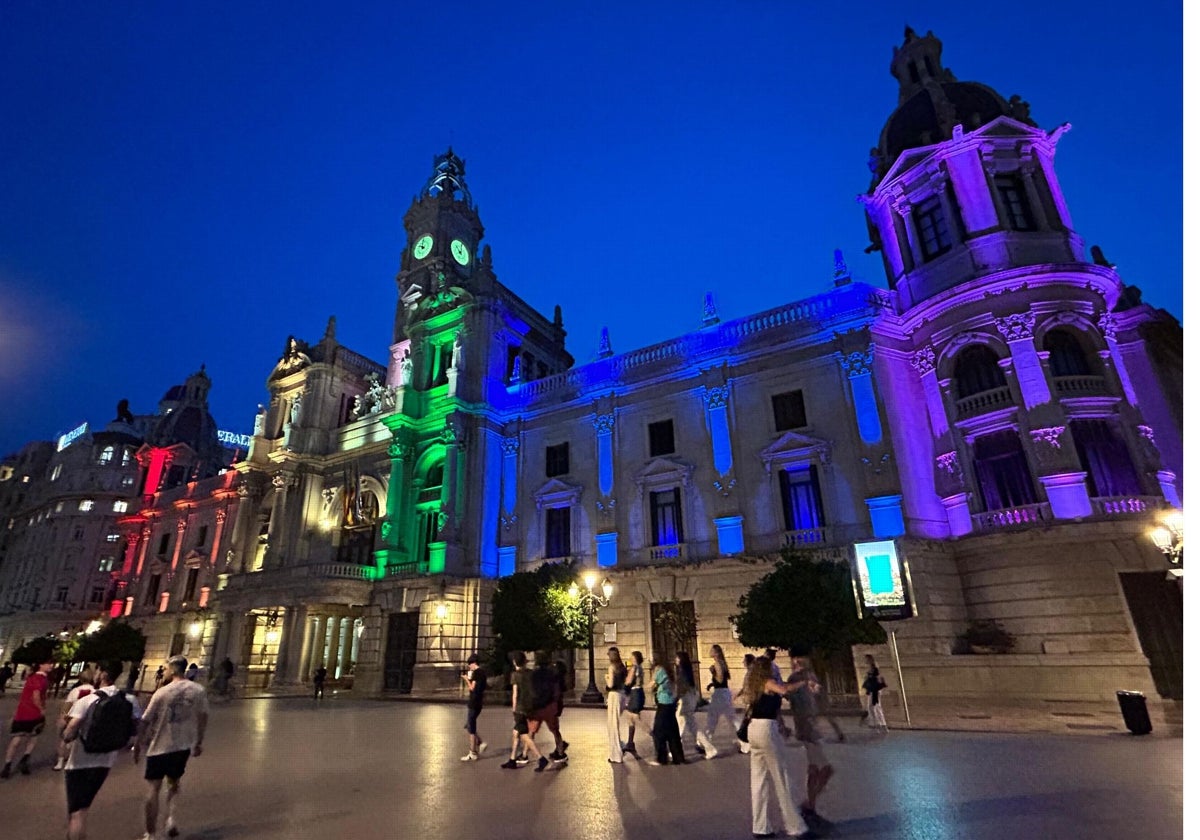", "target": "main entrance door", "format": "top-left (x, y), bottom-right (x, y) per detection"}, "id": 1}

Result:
top-left (383, 612), bottom-right (419, 693)
top-left (1119, 572), bottom-right (1183, 700)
